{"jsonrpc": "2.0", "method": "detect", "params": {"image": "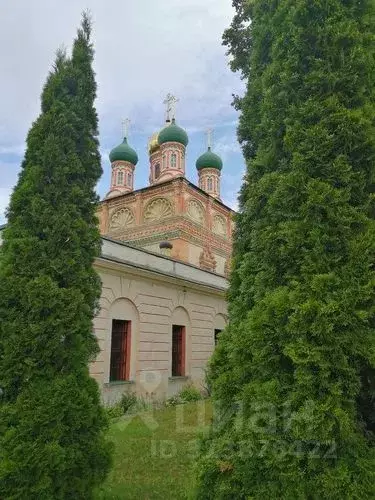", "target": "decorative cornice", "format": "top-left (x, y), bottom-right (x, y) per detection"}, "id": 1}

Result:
top-left (108, 222), bottom-right (231, 257)
top-left (199, 168), bottom-right (221, 176)
top-left (111, 160), bottom-right (135, 169)
top-left (99, 176), bottom-right (235, 214)
top-left (160, 142), bottom-right (185, 150)
top-left (107, 215), bottom-right (231, 246)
